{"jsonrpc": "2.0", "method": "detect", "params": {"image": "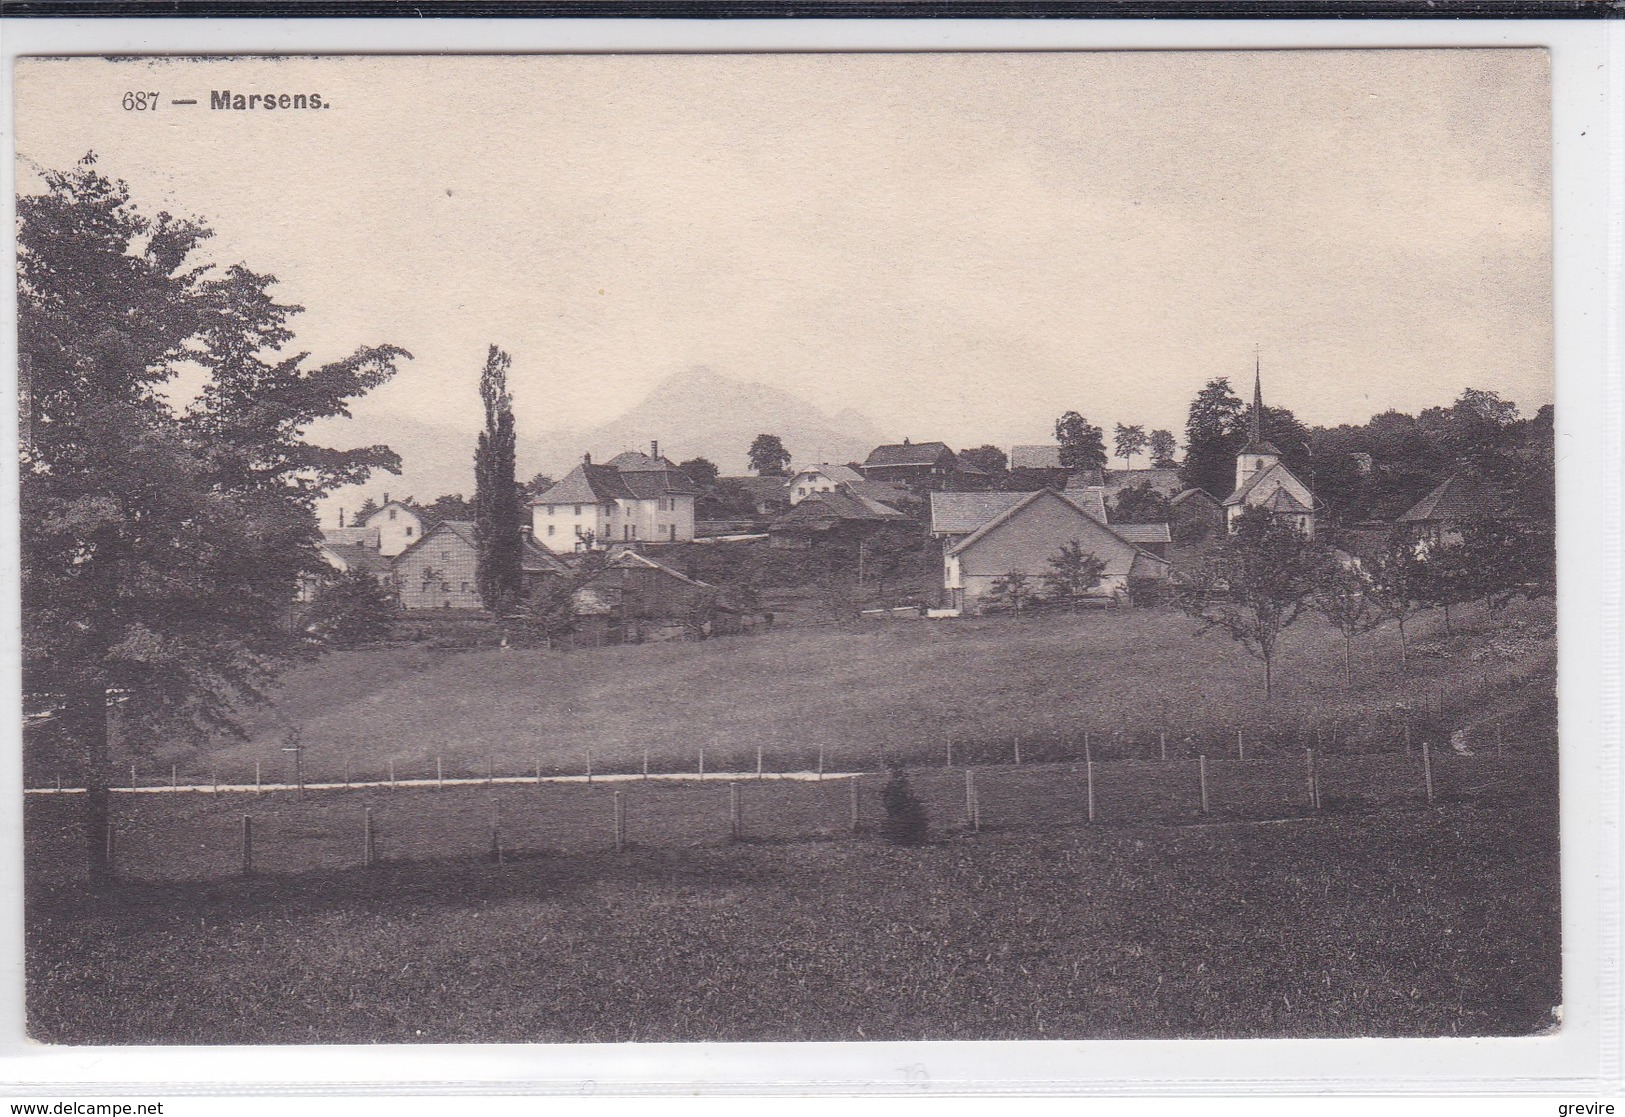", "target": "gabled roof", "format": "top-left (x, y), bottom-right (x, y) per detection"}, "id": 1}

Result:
top-left (521, 536), bottom-right (570, 576)
top-left (1010, 445), bottom-right (1062, 470)
top-left (320, 525), bottom-right (380, 549)
top-left (863, 441), bottom-right (955, 468)
top-left (533, 463), bottom-right (636, 506)
top-left (720, 475), bottom-right (792, 504)
top-left (605, 549), bottom-right (713, 588)
top-left (360, 500), bottom-right (421, 528)
top-left (1224, 460), bottom-right (1310, 507)
top-left (1260, 487), bottom-right (1312, 515)
top-left (393, 519), bottom-right (477, 564)
top-left (772, 489), bottom-right (906, 530)
top-left (945, 488), bottom-right (1156, 576)
top-left (1171, 487), bottom-right (1222, 508)
top-left (930, 491), bottom-right (1030, 535)
top-left (319, 542), bottom-right (394, 576)
top-left (1397, 474), bottom-right (1503, 524)
top-left (1111, 523), bottom-right (1173, 545)
top-left (1240, 439), bottom-right (1282, 457)
top-left (792, 463), bottom-right (865, 486)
